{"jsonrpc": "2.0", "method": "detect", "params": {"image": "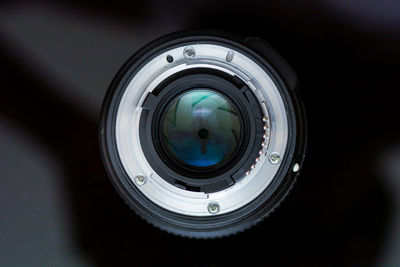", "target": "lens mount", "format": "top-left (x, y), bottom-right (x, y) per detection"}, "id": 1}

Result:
top-left (100, 31), bottom-right (306, 238)
top-left (139, 69), bottom-right (265, 193)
